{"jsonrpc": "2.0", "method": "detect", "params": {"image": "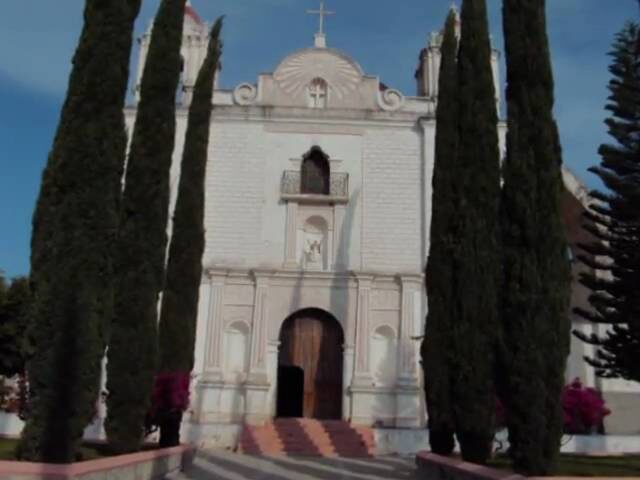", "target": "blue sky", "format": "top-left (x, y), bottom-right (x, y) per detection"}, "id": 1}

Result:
top-left (0, 0), bottom-right (637, 278)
